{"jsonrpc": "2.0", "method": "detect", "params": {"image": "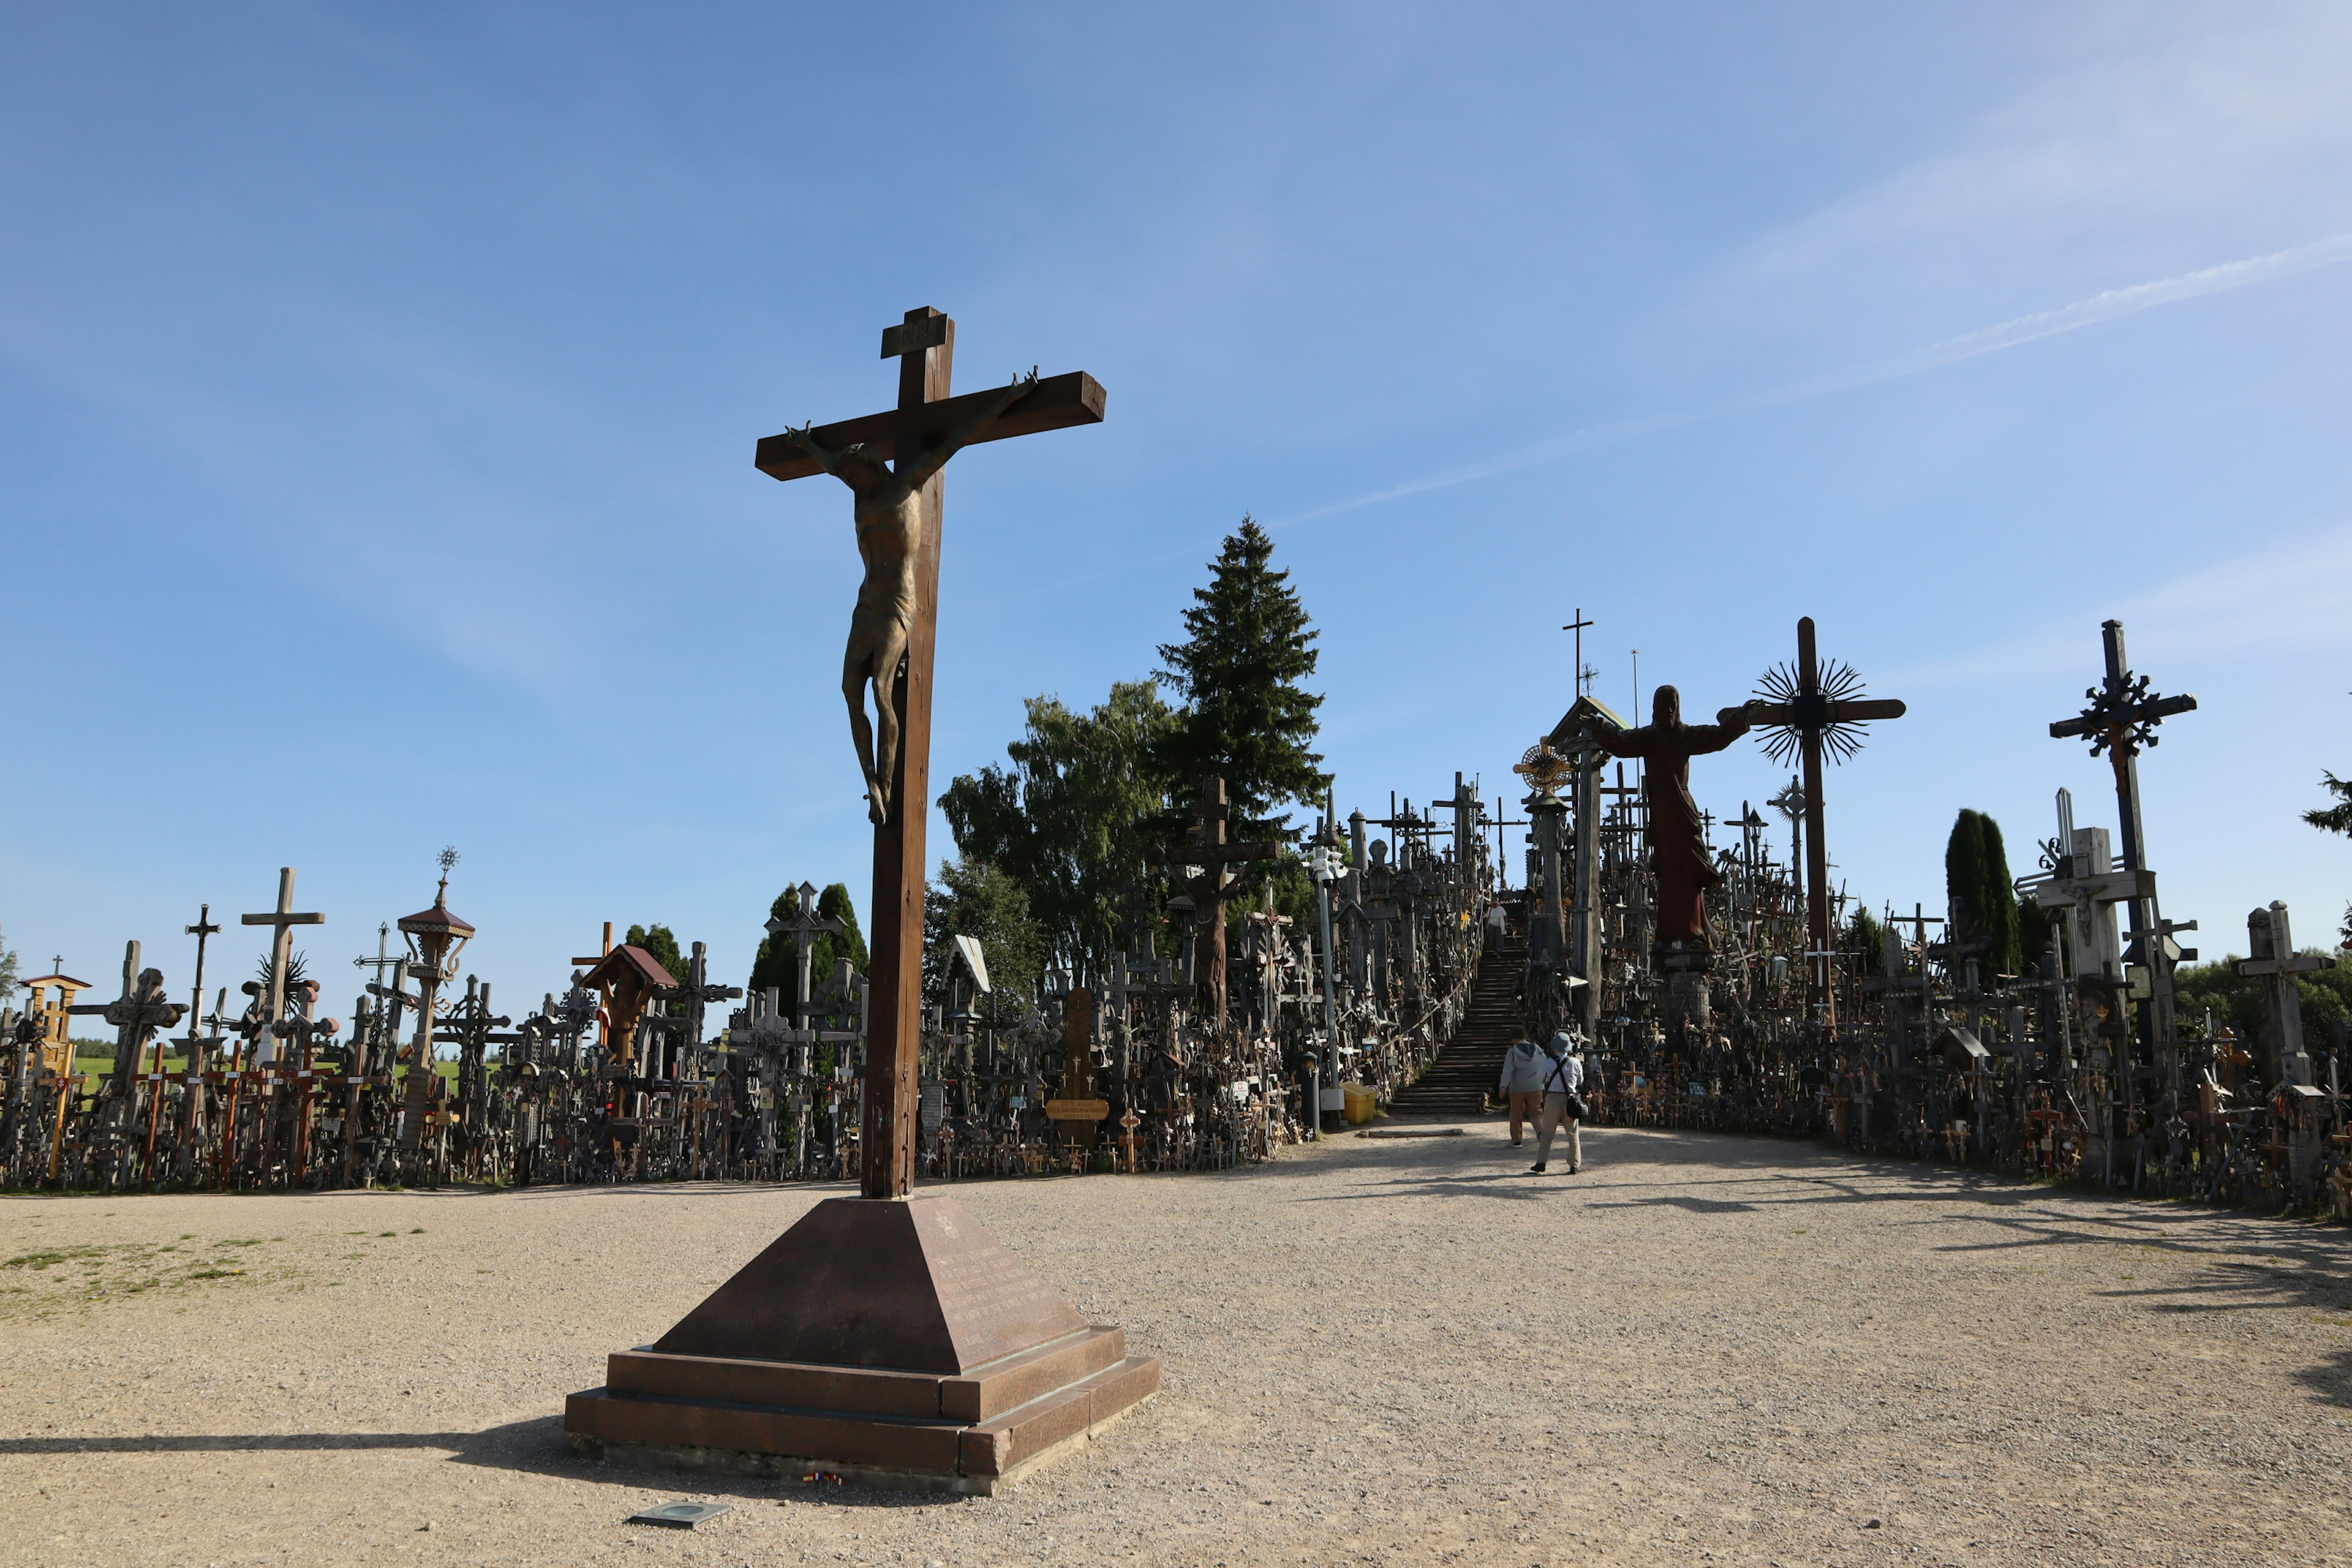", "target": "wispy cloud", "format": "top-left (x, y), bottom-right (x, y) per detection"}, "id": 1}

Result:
top-left (1885, 522), bottom-right (2352, 690)
top-left (1272, 233), bottom-right (2352, 529)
